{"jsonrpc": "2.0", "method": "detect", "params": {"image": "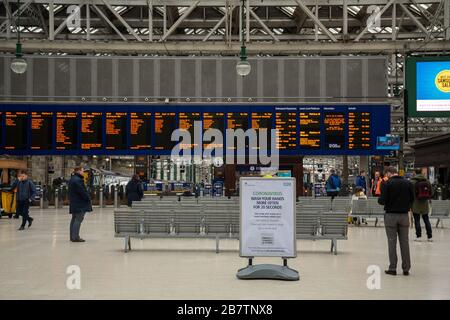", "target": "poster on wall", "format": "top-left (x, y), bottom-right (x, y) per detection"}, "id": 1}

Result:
top-left (239, 177), bottom-right (296, 258)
